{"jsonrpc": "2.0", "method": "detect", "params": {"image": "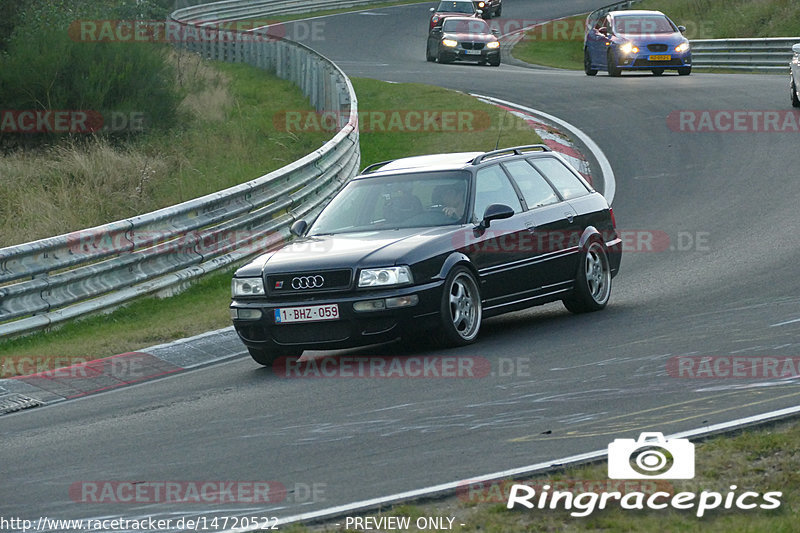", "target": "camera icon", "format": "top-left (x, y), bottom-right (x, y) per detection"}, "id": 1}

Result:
top-left (608, 432), bottom-right (694, 479)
